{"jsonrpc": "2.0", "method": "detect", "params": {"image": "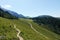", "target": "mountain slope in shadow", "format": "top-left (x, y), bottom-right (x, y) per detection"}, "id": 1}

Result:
top-left (32, 15), bottom-right (60, 34)
top-left (0, 7), bottom-right (18, 19)
top-left (0, 7), bottom-right (25, 19)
